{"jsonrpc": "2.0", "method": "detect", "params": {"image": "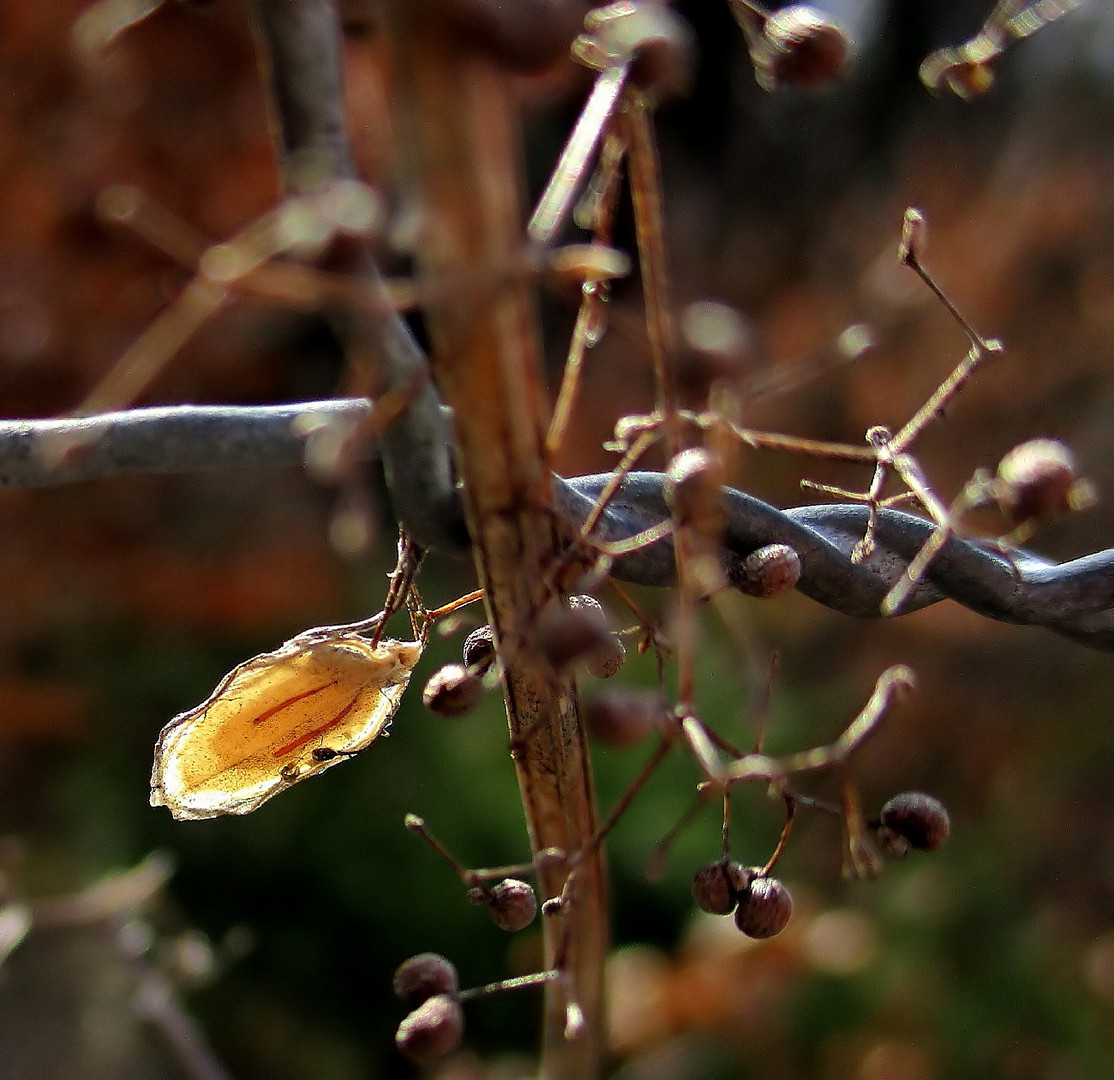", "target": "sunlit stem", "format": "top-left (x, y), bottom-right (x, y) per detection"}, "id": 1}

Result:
top-left (457, 969), bottom-right (561, 1003)
top-left (528, 64), bottom-right (630, 245)
top-left (759, 796), bottom-right (796, 876)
